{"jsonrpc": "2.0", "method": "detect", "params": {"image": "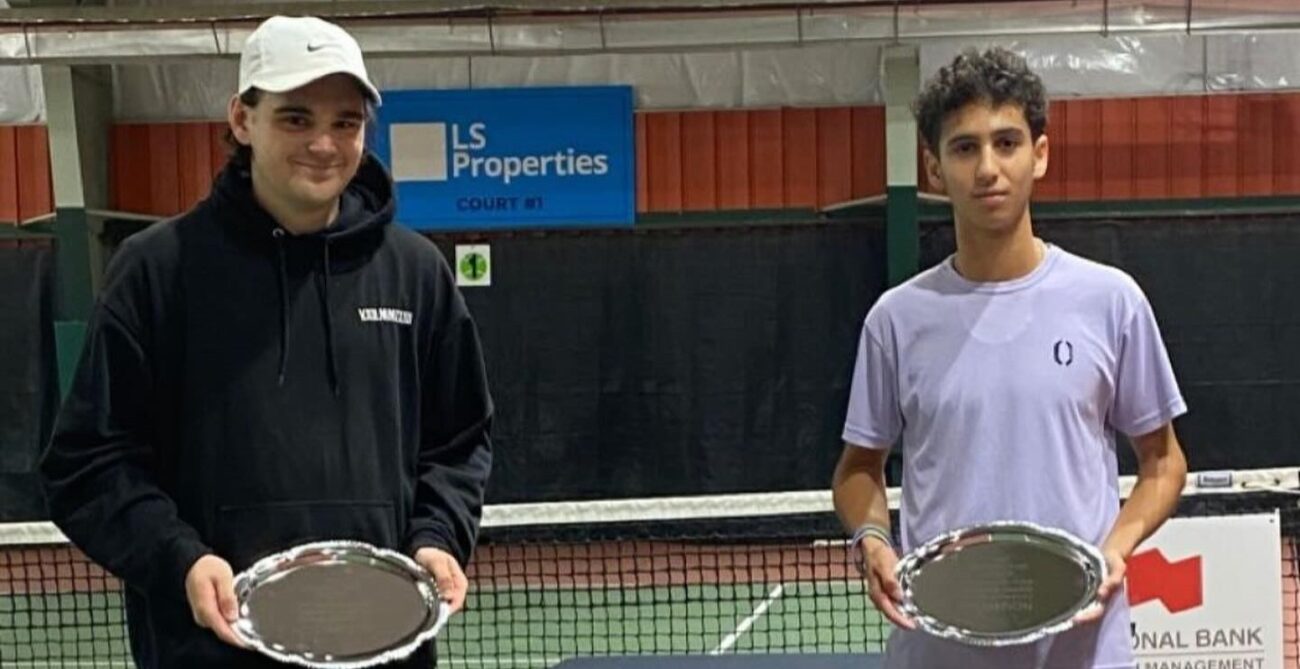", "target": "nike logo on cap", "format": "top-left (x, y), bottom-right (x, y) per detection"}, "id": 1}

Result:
top-left (307, 42), bottom-right (326, 52)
